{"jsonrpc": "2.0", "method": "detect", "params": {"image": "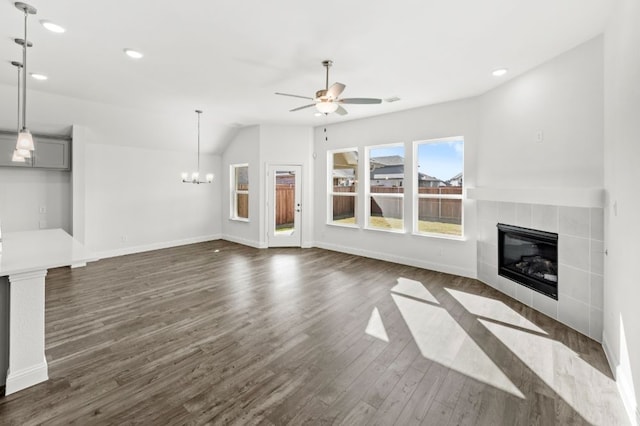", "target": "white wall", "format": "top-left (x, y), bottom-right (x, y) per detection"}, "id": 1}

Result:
top-left (82, 144), bottom-right (220, 258)
top-left (0, 168), bottom-right (71, 234)
top-left (603, 0), bottom-right (640, 423)
top-left (313, 99), bottom-right (480, 278)
top-left (478, 36), bottom-right (604, 189)
top-left (0, 85), bottom-right (223, 258)
top-left (474, 37), bottom-right (607, 341)
top-left (221, 125), bottom-right (314, 248)
top-left (260, 125), bottom-right (314, 247)
top-left (221, 126), bottom-right (261, 247)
